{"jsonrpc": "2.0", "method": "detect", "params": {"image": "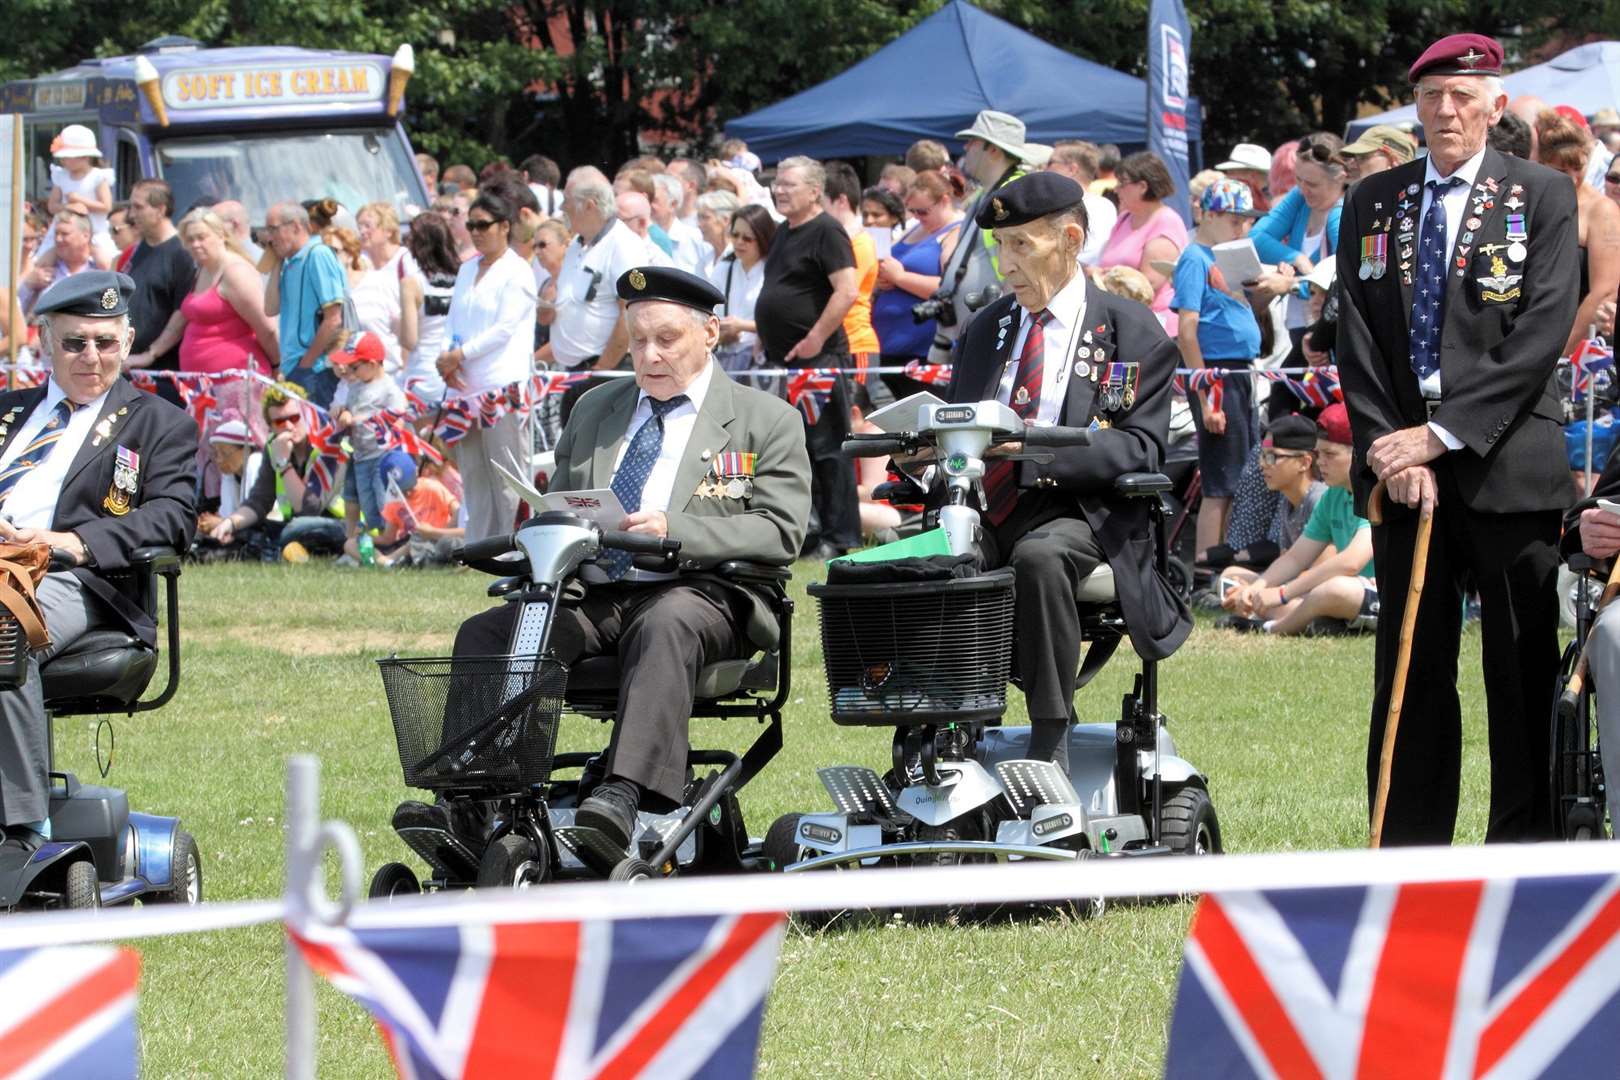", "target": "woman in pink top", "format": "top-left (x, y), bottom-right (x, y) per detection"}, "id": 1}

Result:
top-left (177, 209), bottom-right (276, 380)
top-left (1097, 151), bottom-right (1190, 335)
